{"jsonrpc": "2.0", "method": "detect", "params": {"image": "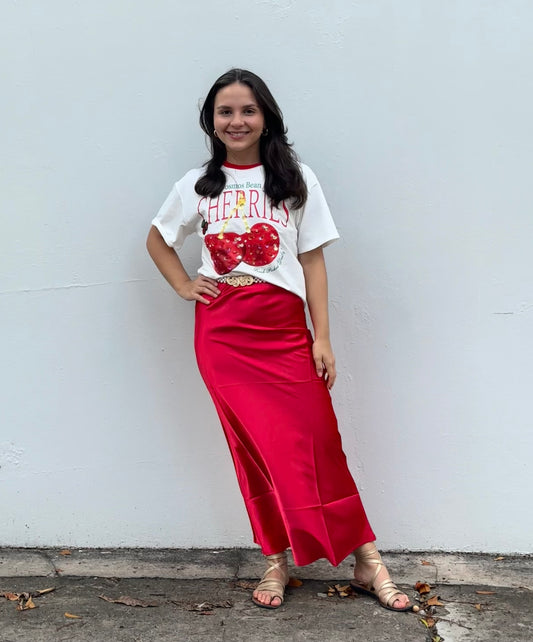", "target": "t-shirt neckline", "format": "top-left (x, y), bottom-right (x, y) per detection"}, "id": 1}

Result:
top-left (223, 161), bottom-right (262, 170)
